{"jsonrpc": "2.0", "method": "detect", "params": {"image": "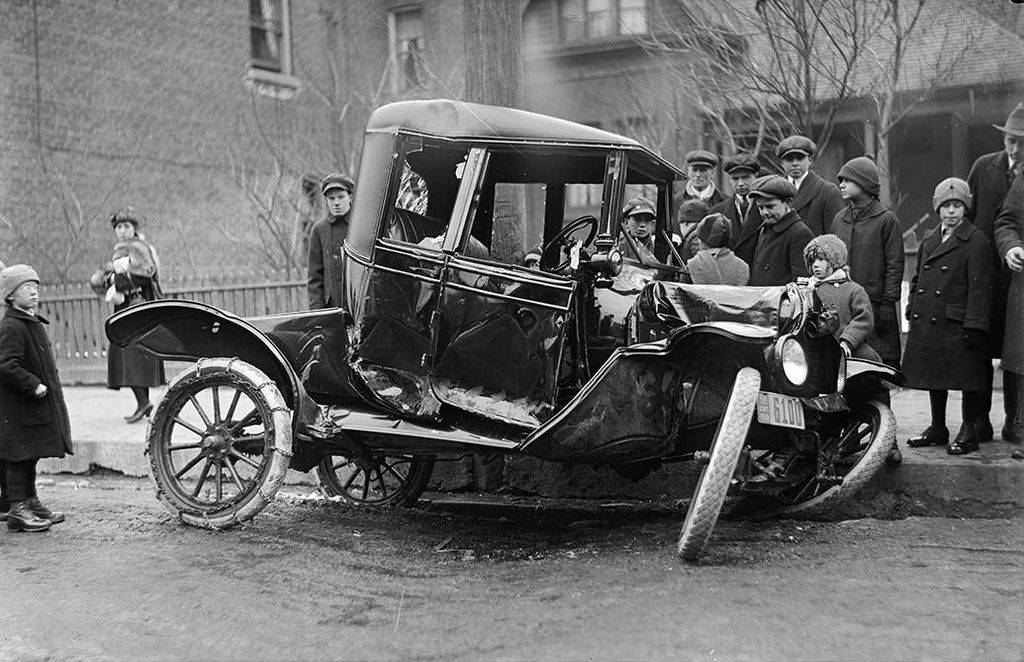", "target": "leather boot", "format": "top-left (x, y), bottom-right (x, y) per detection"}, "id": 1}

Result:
top-left (26, 496), bottom-right (65, 524)
top-left (947, 422), bottom-right (980, 455)
top-left (907, 425), bottom-right (949, 448)
top-left (125, 402), bottom-right (154, 424)
top-left (7, 501), bottom-right (51, 532)
top-left (1002, 371), bottom-right (1024, 444)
